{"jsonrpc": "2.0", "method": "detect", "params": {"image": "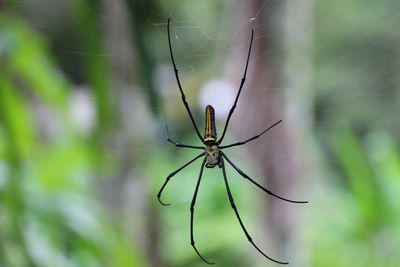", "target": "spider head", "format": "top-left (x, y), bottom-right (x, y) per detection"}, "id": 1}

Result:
top-left (205, 145), bottom-right (220, 168)
top-left (203, 139), bottom-right (217, 146)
